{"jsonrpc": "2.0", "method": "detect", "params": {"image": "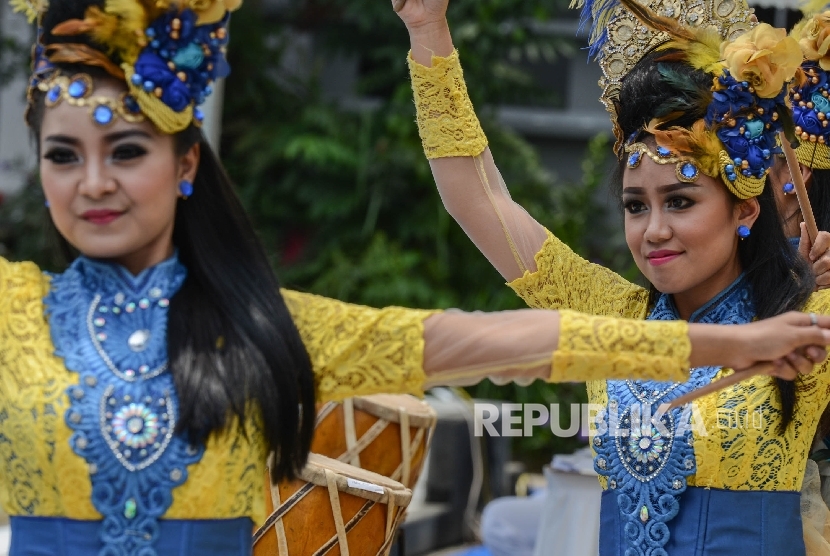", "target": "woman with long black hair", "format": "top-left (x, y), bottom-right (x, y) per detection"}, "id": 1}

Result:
top-left (1, 0), bottom-right (827, 554)
top-left (394, 0), bottom-right (830, 552)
